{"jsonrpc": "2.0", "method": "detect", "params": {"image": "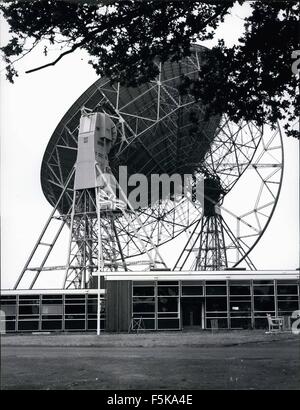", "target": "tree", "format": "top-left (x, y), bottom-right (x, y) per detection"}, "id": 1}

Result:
top-left (1, 0), bottom-right (299, 138)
